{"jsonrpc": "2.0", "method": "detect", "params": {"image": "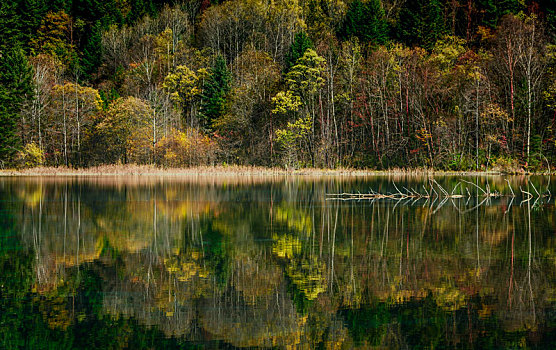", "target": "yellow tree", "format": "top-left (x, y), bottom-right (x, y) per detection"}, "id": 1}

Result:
top-left (48, 83), bottom-right (101, 166)
top-left (96, 97), bottom-right (153, 164)
top-left (163, 65), bottom-right (205, 129)
top-left (280, 48), bottom-right (326, 166)
top-left (30, 11), bottom-right (76, 67)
